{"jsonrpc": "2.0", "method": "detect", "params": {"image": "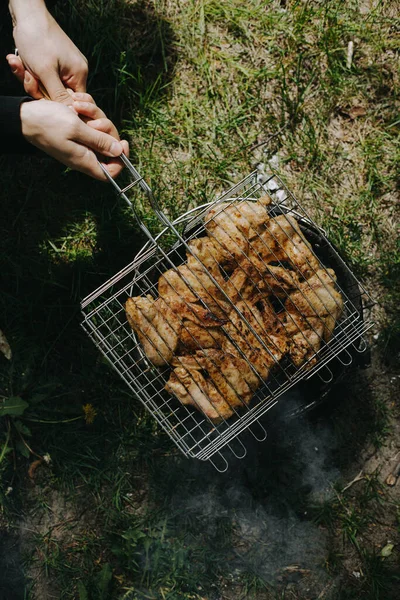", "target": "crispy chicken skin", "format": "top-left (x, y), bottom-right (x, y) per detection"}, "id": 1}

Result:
top-left (158, 265), bottom-right (228, 325)
top-left (248, 215), bottom-right (320, 277)
top-left (222, 297), bottom-right (288, 379)
top-left (285, 269), bottom-right (342, 322)
top-left (225, 261), bottom-right (301, 303)
top-left (158, 238), bottom-right (231, 323)
top-left (286, 316), bottom-right (325, 368)
top-left (172, 350), bottom-right (259, 393)
top-left (187, 235), bottom-right (233, 272)
top-left (283, 268), bottom-right (344, 366)
top-left (205, 200), bottom-right (270, 266)
top-left (178, 320), bottom-right (226, 353)
top-left (165, 367), bottom-right (231, 422)
top-left (198, 349), bottom-right (253, 409)
top-left (186, 237), bottom-right (225, 277)
top-left (166, 349), bottom-right (256, 422)
top-left (125, 295), bottom-right (181, 366)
